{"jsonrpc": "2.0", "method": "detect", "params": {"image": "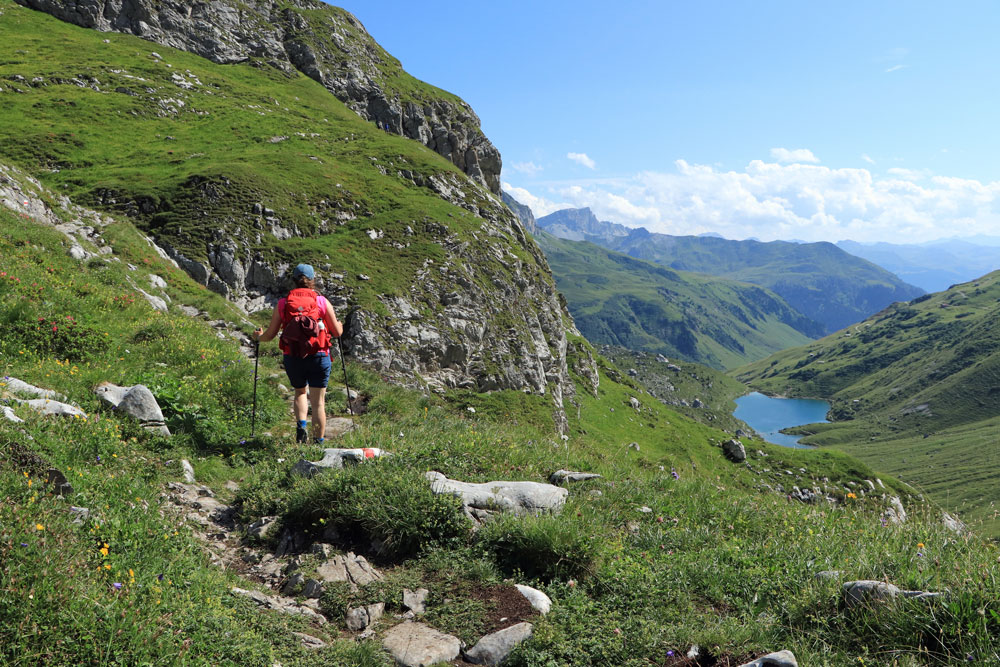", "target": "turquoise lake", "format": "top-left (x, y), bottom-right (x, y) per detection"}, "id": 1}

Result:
top-left (732, 392), bottom-right (830, 449)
